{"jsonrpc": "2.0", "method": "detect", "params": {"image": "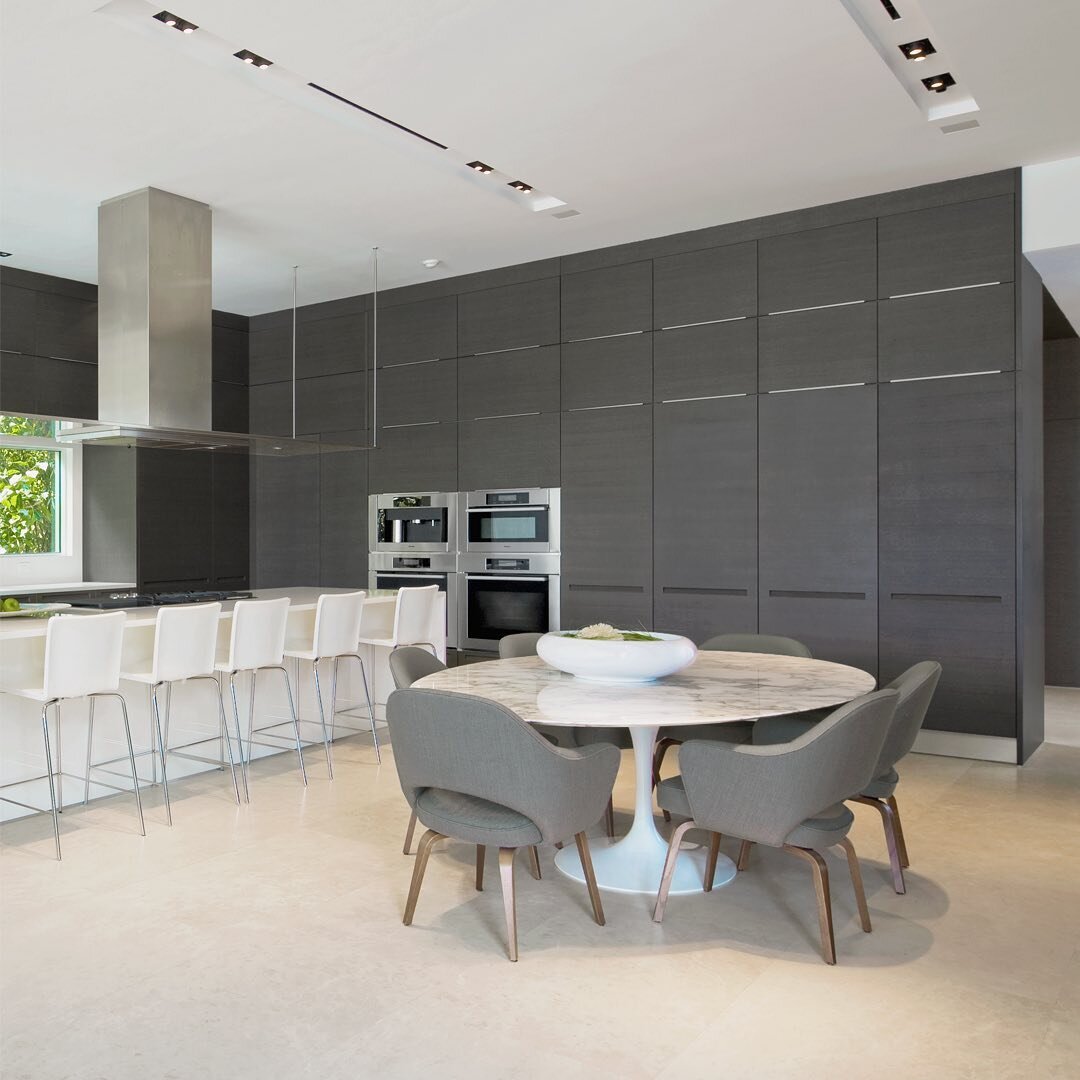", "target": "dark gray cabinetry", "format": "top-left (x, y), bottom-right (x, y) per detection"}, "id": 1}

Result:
top-left (211, 453), bottom-right (251, 589)
top-left (0, 354), bottom-right (97, 419)
top-left (758, 385), bottom-right (878, 673)
top-left (458, 279), bottom-right (559, 356)
top-left (653, 242), bottom-right (757, 328)
top-left (298, 312), bottom-right (366, 379)
top-left (249, 317), bottom-right (291, 384)
top-left (652, 319), bottom-right (757, 402)
top-left (877, 194), bottom-right (1014, 297)
top-left (457, 345), bottom-right (560, 419)
top-left (212, 382), bottom-right (248, 434)
top-left (561, 333), bottom-right (651, 410)
top-left (376, 296), bottom-right (456, 366)
top-left (378, 358), bottom-right (457, 427)
top-left (319, 447), bottom-right (367, 587)
top-left (654, 396), bottom-right (757, 642)
top-left (877, 283), bottom-right (1015, 380)
top-left (878, 372), bottom-right (1017, 735)
top-left (297, 373), bottom-right (368, 436)
top-left (458, 412), bottom-right (560, 490)
top-left (758, 302), bottom-right (876, 391)
top-left (252, 454), bottom-right (319, 587)
top-left (248, 381), bottom-right (291, 437)
top-left (368, 422), bottom-right (458, 494)
top-left (0, 284), bottom-right (36, 354)
top-left (560, 405), bottom-right (652, 629)
top-left (561, 262), bottom-right (652, 341)
top-left (758, 220), bottom-right (877, 314)
top-left (212, 317), bottom-right (249, 385)
top-left (34, 290), bottom-right (97, 364)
